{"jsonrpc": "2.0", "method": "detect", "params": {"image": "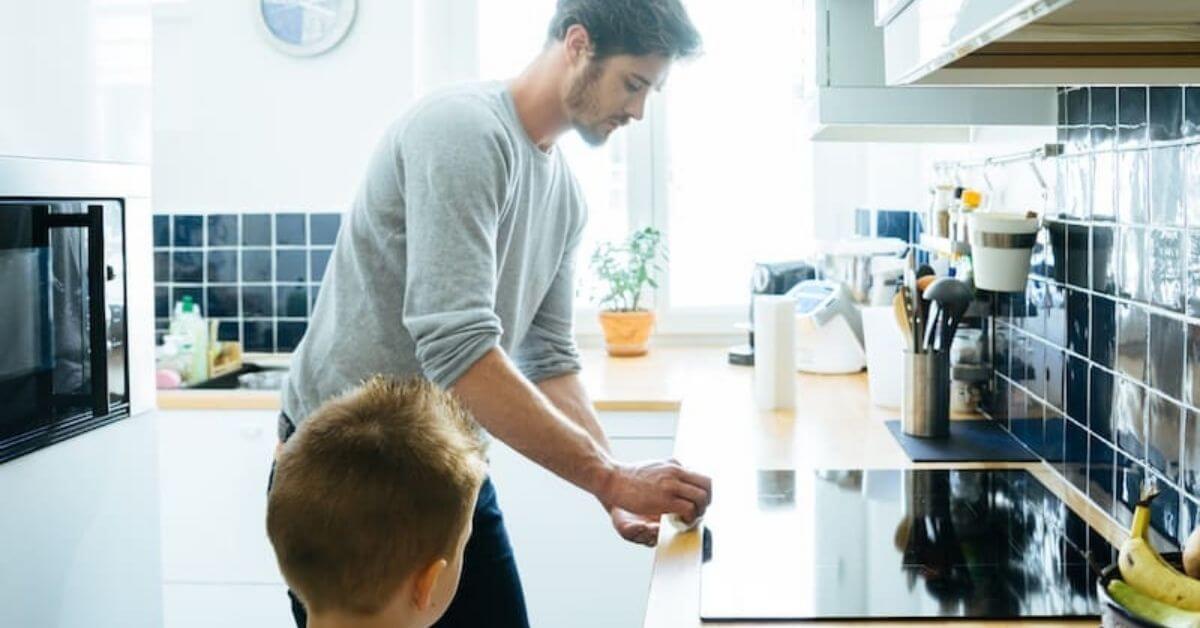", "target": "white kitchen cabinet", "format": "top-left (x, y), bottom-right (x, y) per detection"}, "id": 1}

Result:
top-left (0, 0), bottom-right (151, 163)
top-left (802, 0), bottom-right (1055, 142)
top-left (884, 0), bottom-right (1200, 86)
top-left (486, 412), bottom-right (678, 628)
